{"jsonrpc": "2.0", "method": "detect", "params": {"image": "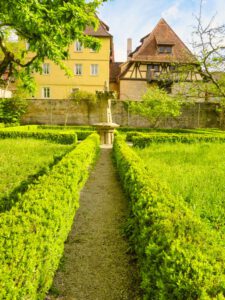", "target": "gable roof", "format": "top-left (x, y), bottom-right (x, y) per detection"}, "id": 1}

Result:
top-left (129, 18), bottom-right (195, 63)
top-left (84, 19), bottom-right (112, 37)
